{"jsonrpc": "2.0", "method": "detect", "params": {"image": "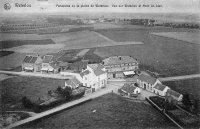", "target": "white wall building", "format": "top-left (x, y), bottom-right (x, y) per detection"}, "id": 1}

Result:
top-left (80, 64), bottom-right (107, 92)
top-left (137, 74), bottom-right (161, 93)
top-left (154, 84), bottom-right (170, 96)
